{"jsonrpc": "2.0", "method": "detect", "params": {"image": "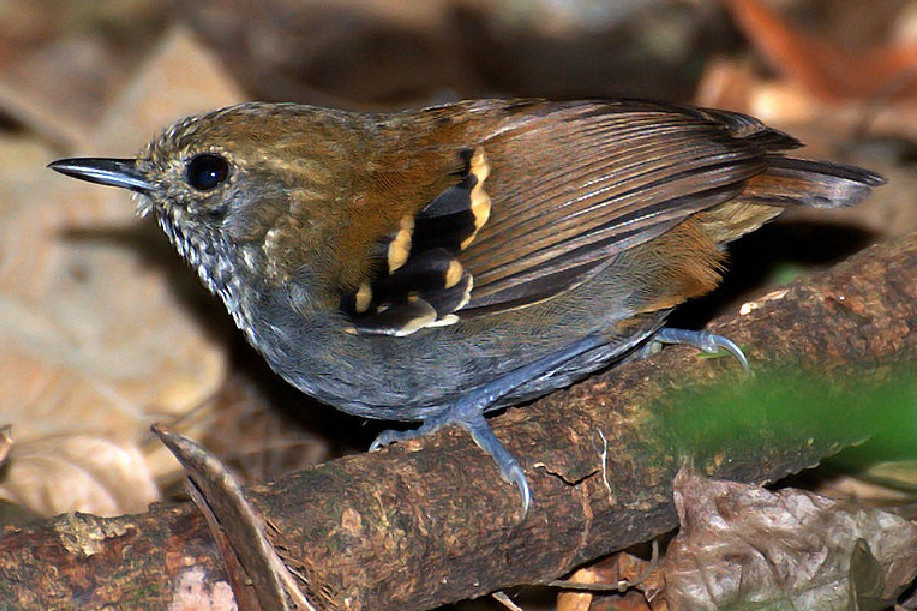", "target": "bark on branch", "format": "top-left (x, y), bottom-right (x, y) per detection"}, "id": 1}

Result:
top-left (2, 234), bottom-right (916, 610)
